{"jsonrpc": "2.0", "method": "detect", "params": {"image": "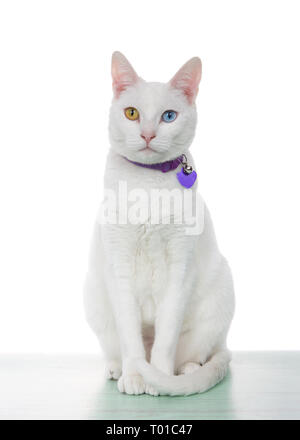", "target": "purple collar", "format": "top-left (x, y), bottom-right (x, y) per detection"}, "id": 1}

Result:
top-left (125, 153), bottom-right (198, 188)
top-left (125, 155), bottom-right (184, 173)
